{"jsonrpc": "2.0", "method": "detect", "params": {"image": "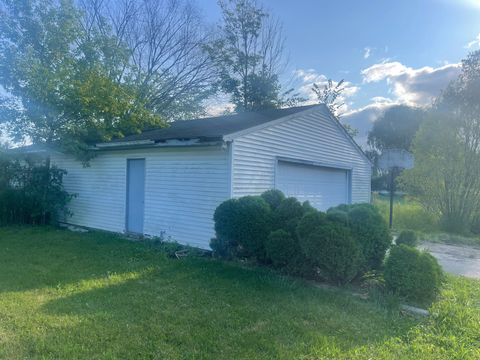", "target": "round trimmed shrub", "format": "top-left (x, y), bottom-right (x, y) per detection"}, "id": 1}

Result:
top-left (302, 201), bottom-right (316, 214)
top-left (265, 229), bottom-right (300, 268)
top-left (261, 189), bottom-right (285, 210)
top-left (296, 210), bottom-right (327, 240)
top-left (343, 203), bottom-right (391, 270)
top-left (326, 209), bottom-right (349, 226)
top-left (273, 197), bottom-right (305, 234)
top-left (298, 219), bottom-right (364, 284)
top-left (213, 198), bottom-right (240, 242)
top-left (384, 245), bottom-right (443, 304)
top-left (396, 230), bottom-right (418, 247)
top-left (213, 196), bottom-right (272, 260)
